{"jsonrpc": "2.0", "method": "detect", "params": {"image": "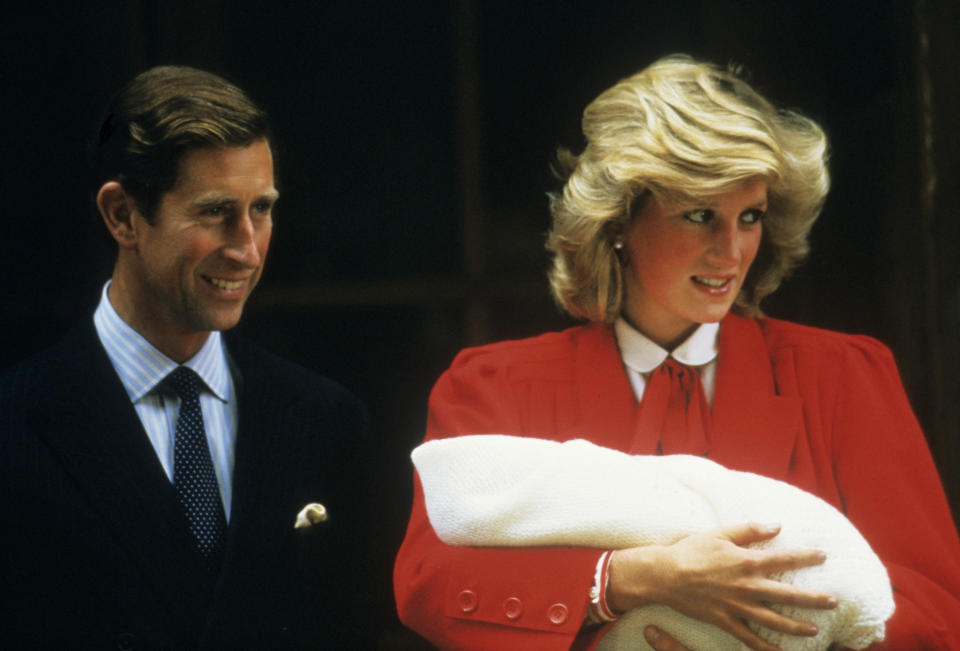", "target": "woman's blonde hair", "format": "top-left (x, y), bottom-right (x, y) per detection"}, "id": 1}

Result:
top-left (546, 54), bottom-right (829, 322)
